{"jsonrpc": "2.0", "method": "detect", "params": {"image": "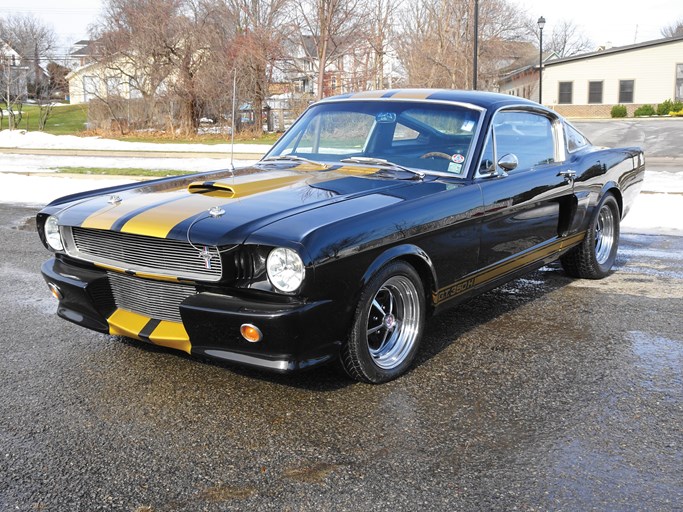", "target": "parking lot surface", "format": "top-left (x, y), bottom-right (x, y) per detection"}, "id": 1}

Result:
top-left (1, 203), bottom-right (681, 511)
